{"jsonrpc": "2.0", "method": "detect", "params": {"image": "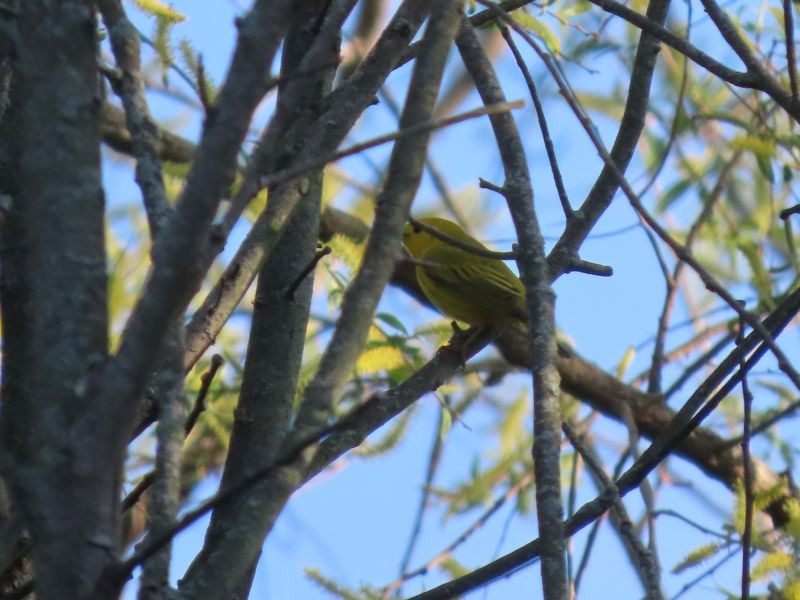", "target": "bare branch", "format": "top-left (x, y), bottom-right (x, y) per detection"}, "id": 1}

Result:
top-left (99, 0), bottom-right (171, 237)
top-left (456, 18), bottom-right (566, 598)
top-left (102, 0), bottom-right (293, 438)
